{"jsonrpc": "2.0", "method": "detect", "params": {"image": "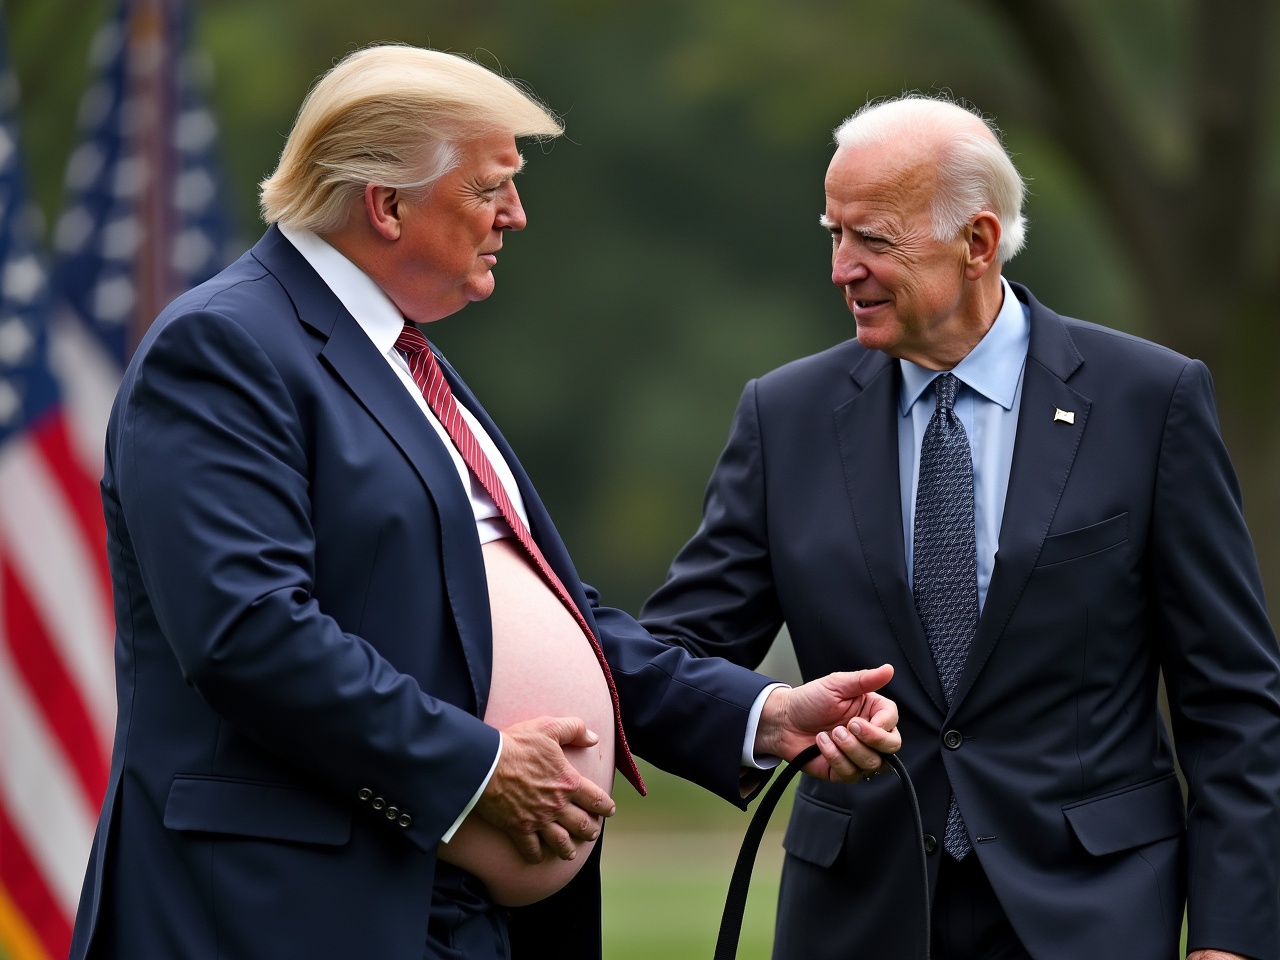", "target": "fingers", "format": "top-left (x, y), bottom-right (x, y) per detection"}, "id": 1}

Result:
top-left (813, 727), bottom-right (880, 783)
top-left (861, 691), bottom-right (900, 735)
top-left (510, 829), bottom-right (546, 865)
top-left (537, 821), bottom-right (580, 861)
top-left (508, 815), bottom-right (596, 864)
top-left (838, 721), bottom-right (885, 769)
top-left (571, 772), bottom-right (616, 820)
top-left (562, 808), bottom-right (603, 842)
top-left (852, 702), bottom-right (901, 754)
top-left (473, 715), bottom-right (615, 862)
top-left (825, 663), bottom-right (895, 699)
top-left (812, 709), bottom-right (903, 783)
top-left (815, 728), bottom-right (862, 782)
top-left (545, 715), bottom-right (600, 749)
